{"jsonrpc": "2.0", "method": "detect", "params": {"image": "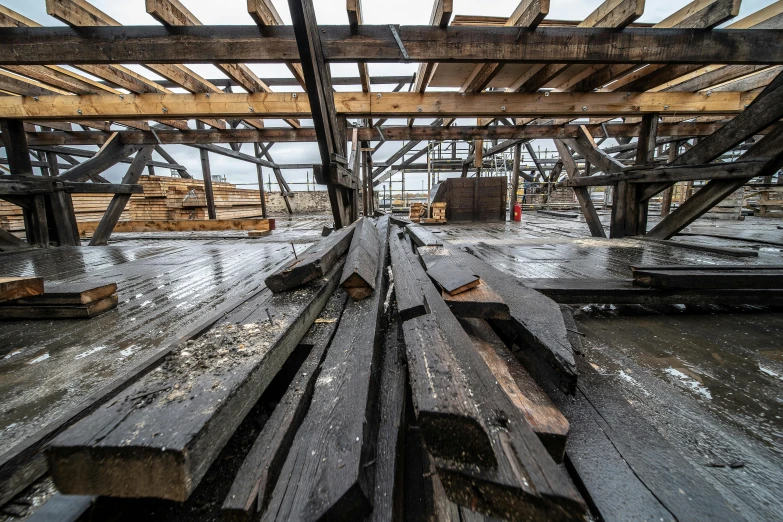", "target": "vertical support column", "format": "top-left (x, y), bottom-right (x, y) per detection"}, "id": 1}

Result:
top-left (0, 119), bottom-right (33, 176)
top-left (89, 147), bottom-right (155, 246)
top-left (474, 138), bottom-right (483, 176)
top-left (289, 0), bottom-right (352, 228)
top-left (253, 143), bottom-right (268, 219)
top-left (510, 142), bottom-right (521, 217)
top-left (634, 113), bottom-right (659, 235)
top-left (660, 140), bottom-right (681, 217)
top-left (196, 121), bottom-right (217, 220)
